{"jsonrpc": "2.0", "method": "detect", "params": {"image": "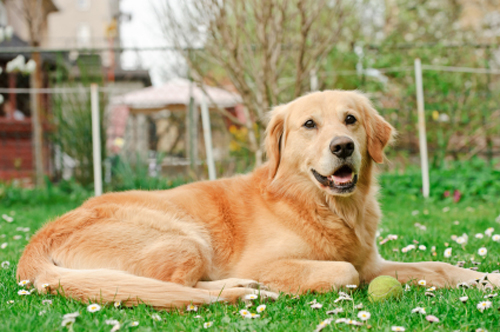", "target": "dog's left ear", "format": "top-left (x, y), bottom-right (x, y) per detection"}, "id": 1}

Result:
top-left (365, 104), bottom-right (395, 164)
top-left (264, 105), bottom-right (286, 178)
